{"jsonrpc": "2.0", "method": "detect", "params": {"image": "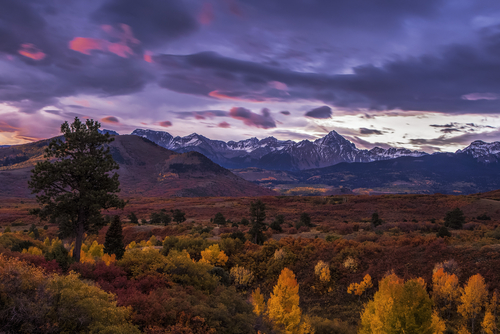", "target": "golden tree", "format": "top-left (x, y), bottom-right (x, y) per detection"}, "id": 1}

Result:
top-left (251, 288), bottom-right (266, 316)
top-left (359, 273), bottom-right (438, 334)
top-left (314, 261), bottom-right (331, 283)
top-left (458, 274), bottom-right (488, 334)
top-left (230, 265), bottom-right (254, 287)
top-left (267, 268), bottom-right (314, 334)
top-left (347, 274), bottom-right (373, 301)
top-left (482, 310), bottom-right (496, 334)
top-left (432, 267), bottom-right (461, 318)
top-left (199, 244), bottom-right (229, 266)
